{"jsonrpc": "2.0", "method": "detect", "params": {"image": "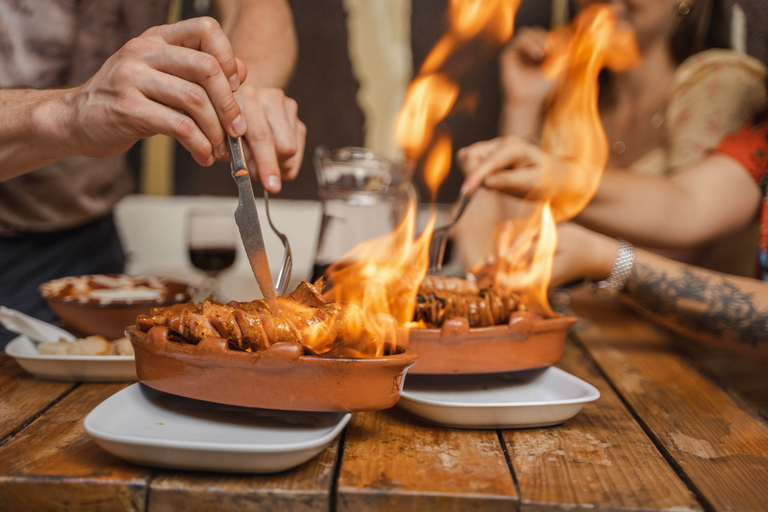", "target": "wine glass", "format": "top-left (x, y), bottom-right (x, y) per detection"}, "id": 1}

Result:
top-left (186, 207), bottom-right (238, 300)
